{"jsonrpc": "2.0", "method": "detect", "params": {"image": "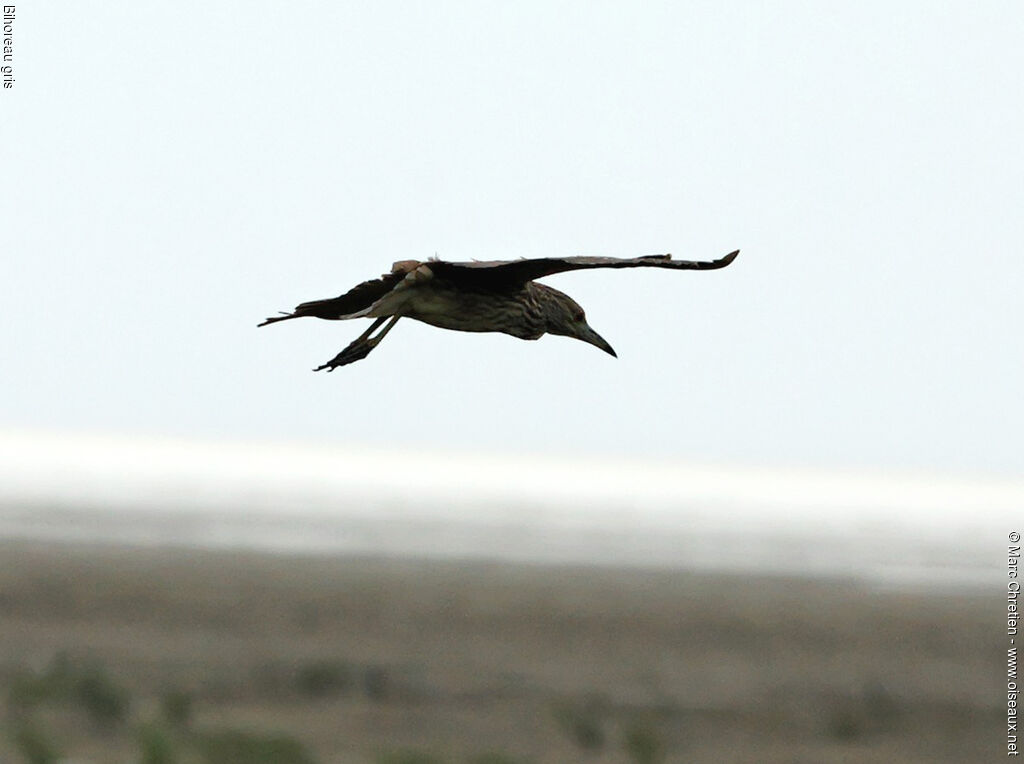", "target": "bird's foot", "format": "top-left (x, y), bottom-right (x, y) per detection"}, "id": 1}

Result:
top-left (313, 337), bottom-right (375, 372)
